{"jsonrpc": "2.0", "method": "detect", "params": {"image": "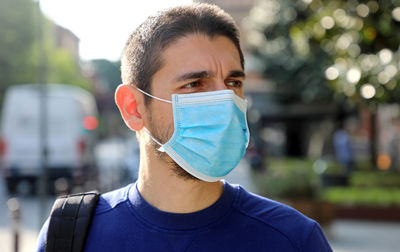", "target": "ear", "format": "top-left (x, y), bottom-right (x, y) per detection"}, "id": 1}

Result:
top-left (115, 84), bottom-right (144, 131)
